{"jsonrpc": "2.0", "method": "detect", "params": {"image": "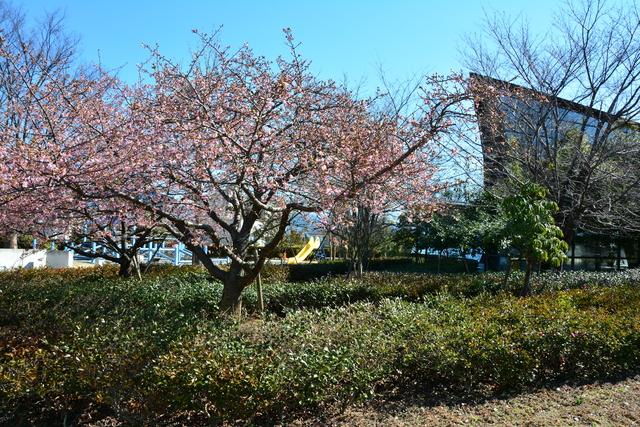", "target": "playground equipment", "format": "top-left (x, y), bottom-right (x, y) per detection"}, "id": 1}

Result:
top-left (286, 236), bottom-right (321, 264)
top-left (18, 230), bottom-right (325, 269)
